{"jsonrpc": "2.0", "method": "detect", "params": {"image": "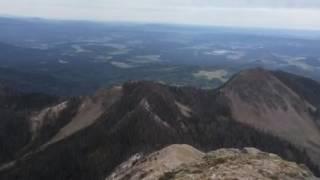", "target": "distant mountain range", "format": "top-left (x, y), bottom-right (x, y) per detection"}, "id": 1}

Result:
top-left (0, 68), bottom-right (320, 179)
